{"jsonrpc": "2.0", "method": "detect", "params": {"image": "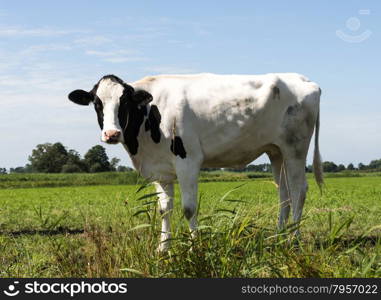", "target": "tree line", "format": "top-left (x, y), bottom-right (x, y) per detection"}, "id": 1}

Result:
top-left (0, 142), bottom-right (380, 174)
top-left (204, 160), bottom-right (381, 173)
top-left (2, 142), bottom-right (132, 174)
